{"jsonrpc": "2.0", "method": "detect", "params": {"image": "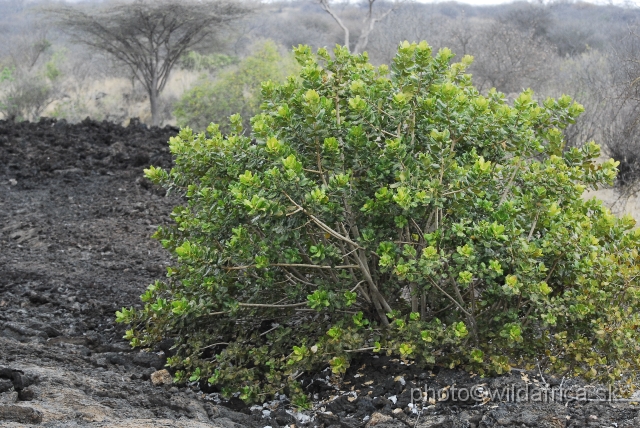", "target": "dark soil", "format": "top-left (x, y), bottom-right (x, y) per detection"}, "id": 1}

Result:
top-left (1, 117), bottom-right (639, 427)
